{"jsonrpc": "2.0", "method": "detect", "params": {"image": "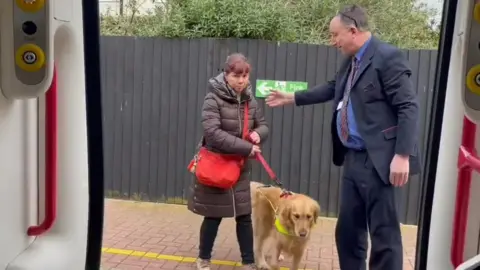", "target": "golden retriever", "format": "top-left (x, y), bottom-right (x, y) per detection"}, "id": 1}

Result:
top-left (250, 181), bottom-right (320, 270)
